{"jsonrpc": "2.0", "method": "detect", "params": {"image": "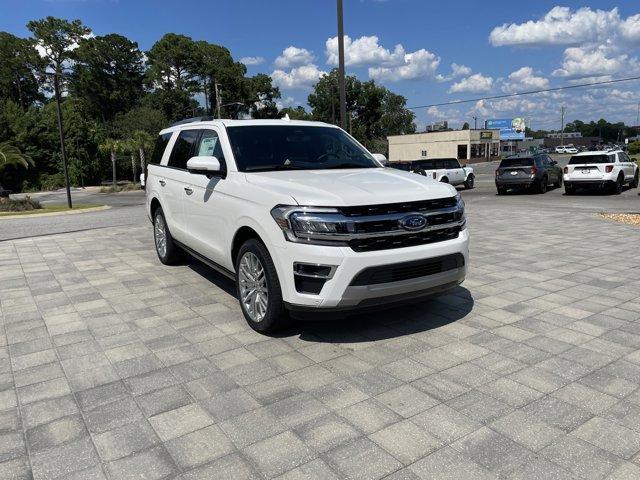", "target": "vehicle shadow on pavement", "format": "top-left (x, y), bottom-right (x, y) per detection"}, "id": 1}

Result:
top-left (287, 286), bottom-right (474, 343)
top-left (187, 256), bottom-right (474, 343)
